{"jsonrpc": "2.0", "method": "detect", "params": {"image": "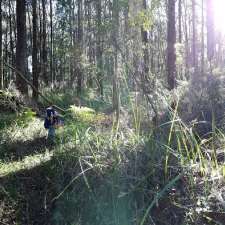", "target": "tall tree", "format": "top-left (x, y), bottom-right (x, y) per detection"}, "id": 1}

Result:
top-left (142, 0), bottom-right (149, 79)
top-left (206, 0), bottom-right (215, 64)
top-left (0, 0), bottom-right (2, 89)
top-left (178, 0), bottom-right (182, 43)
top-left (9, 0), bottom-right (15, 81)
top-left (50, 0), bottom-right (54, 86)
top-left (32, 0), bottom-right (38, 100)
top-left (87, 0), bottom-right (94, 88)
top-left (77, 0), bottom-right (83, 95)
top-left (201, 0), bottom-right (204, 73)
top-left (112, 0), bottom-right (120, 124)
top-left (42, 0), bottom-right (48, 84)
top-left (96, 0), bottom-right (103, 96)
top-left (16, 0), bottom-right (28, 94)
top-left (192, 0), bottom-right (197, 72)
top-left (167, 0), bottom-right (176, 90)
